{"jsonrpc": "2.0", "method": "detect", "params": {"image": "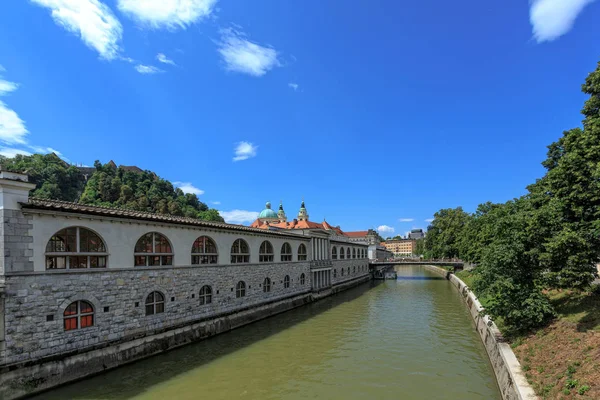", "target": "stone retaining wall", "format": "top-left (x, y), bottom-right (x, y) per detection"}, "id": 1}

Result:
top-left (422, 265), bottom-right (538, 400)
top-left (0, 272), bottom-right (372, 400)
